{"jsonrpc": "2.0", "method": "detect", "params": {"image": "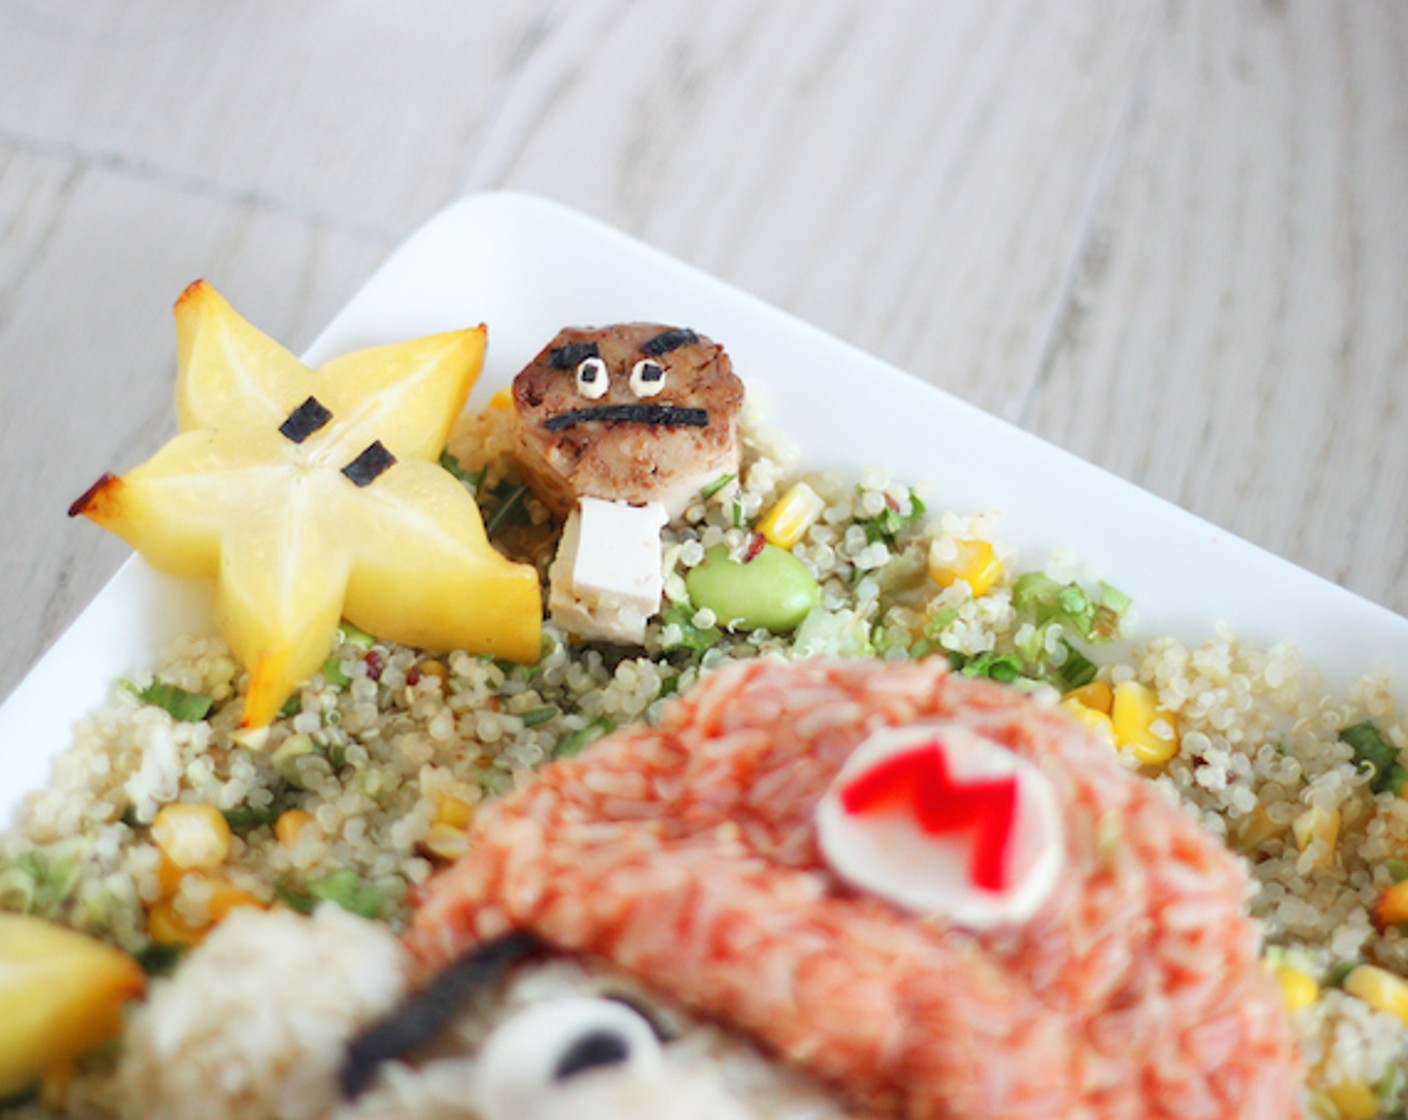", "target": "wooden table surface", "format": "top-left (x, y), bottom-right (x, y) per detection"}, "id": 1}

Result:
top-left (1, 0), bottom-right (1404, 704)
